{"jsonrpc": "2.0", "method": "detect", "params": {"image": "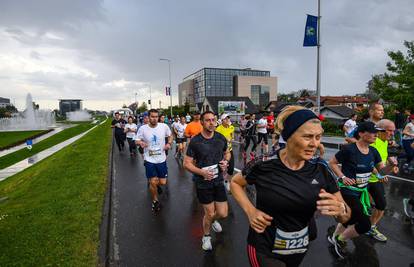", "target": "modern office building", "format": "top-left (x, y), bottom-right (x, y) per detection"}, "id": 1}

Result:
top-left (178, 67), bottom-right (277, 109)
top-left (59, 99), bottom-right (83, 116)
top-left (0, 97), bottom-right (11, 108)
